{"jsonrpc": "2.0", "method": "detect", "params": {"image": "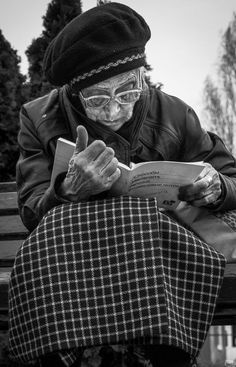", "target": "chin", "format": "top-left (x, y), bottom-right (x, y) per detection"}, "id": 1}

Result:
top-left (110, 125), bottom-right (122, 132)
top-left (100, 119), bottom-right (127, 131)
